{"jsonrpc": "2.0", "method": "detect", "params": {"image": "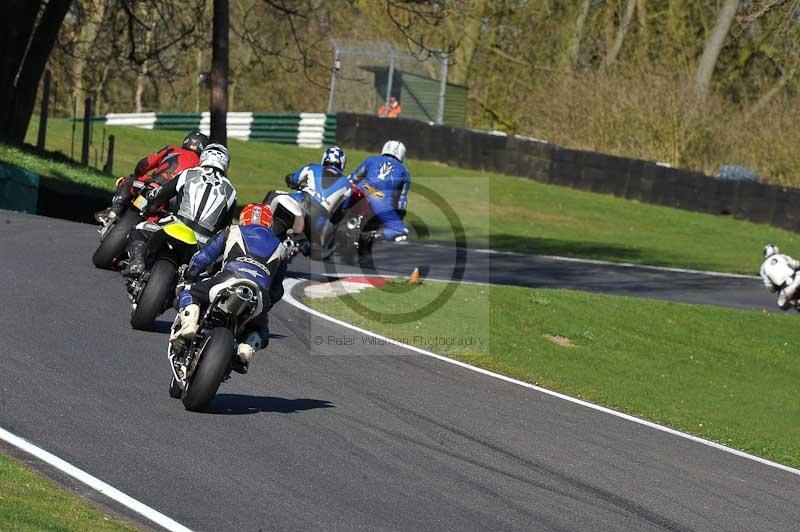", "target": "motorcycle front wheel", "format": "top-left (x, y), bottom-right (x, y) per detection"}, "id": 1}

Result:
top-left (130, 259), bottom-right (176, 331)
top-left (91, 210), bottom-right (139, 270)
top-left (182, 328), bottom-right (234, 411)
